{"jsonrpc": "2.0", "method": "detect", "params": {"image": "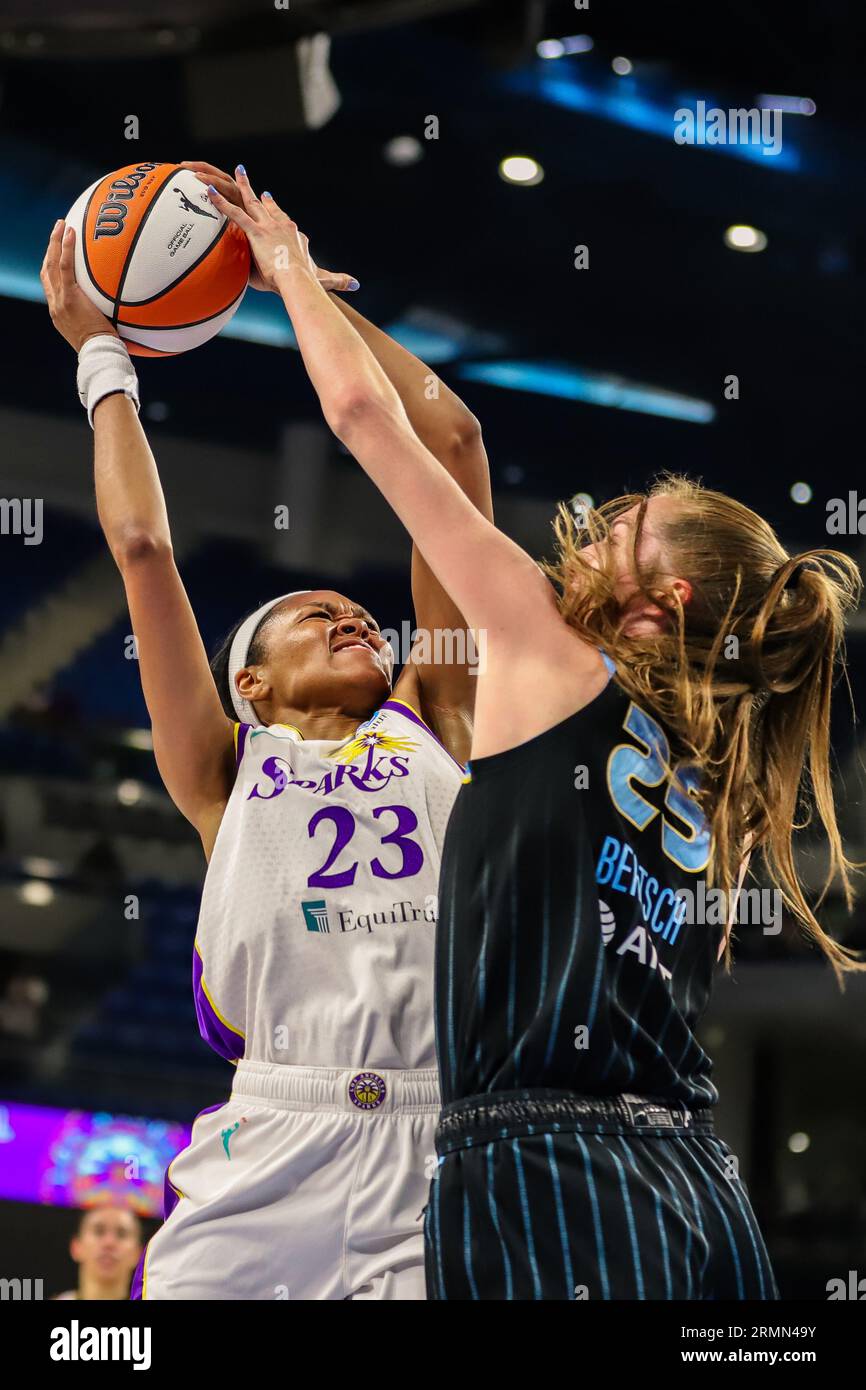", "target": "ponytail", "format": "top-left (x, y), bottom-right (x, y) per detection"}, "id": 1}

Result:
top-left (743, 549), bottom-right (862, 980)
top-left (543, 475), bottom-right (865, 982)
